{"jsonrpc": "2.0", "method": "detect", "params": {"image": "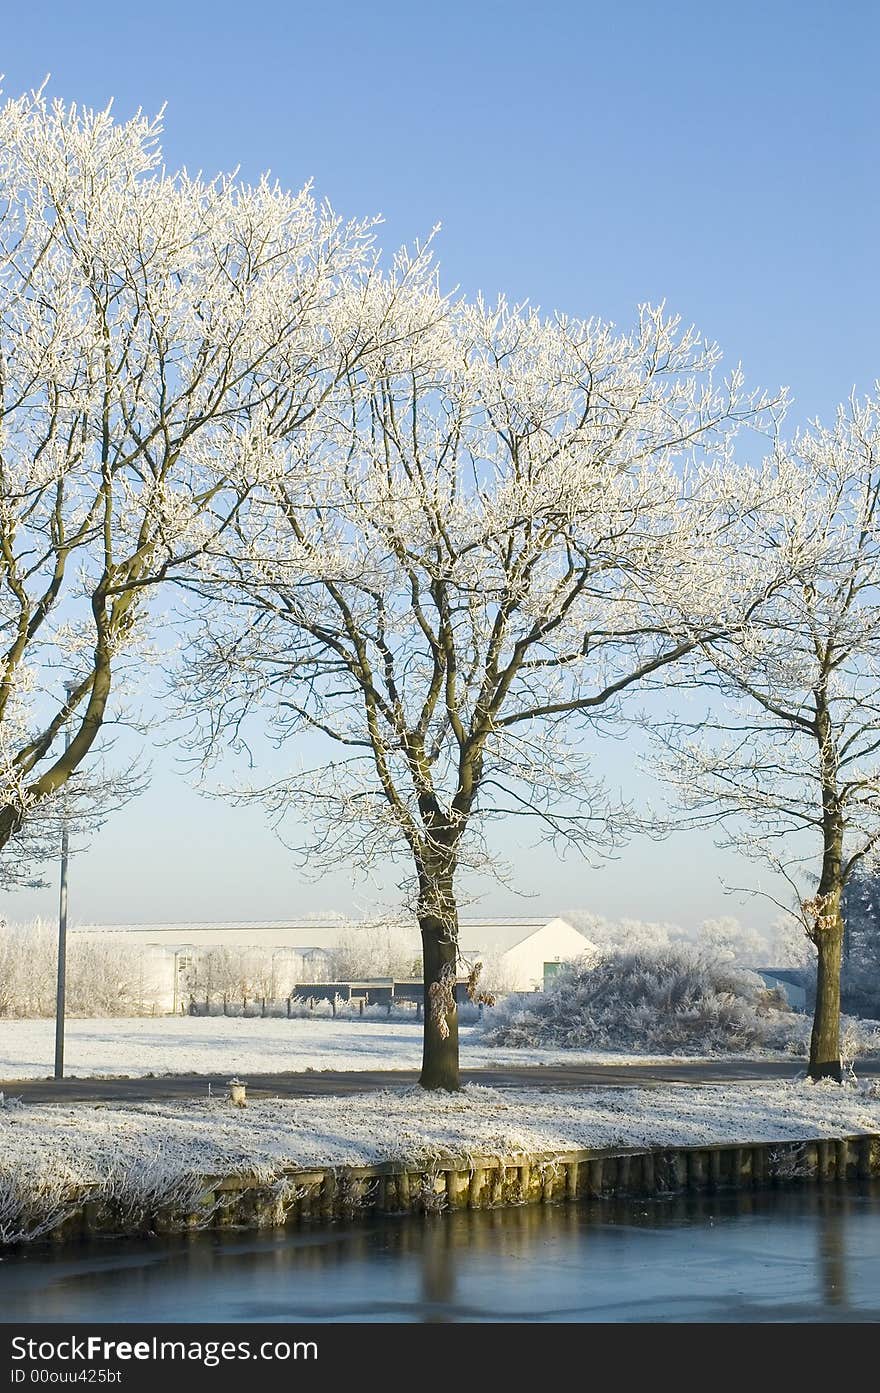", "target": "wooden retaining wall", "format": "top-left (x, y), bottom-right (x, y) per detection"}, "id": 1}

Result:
top-left (40, 1131), bottom-right (880, 1243)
